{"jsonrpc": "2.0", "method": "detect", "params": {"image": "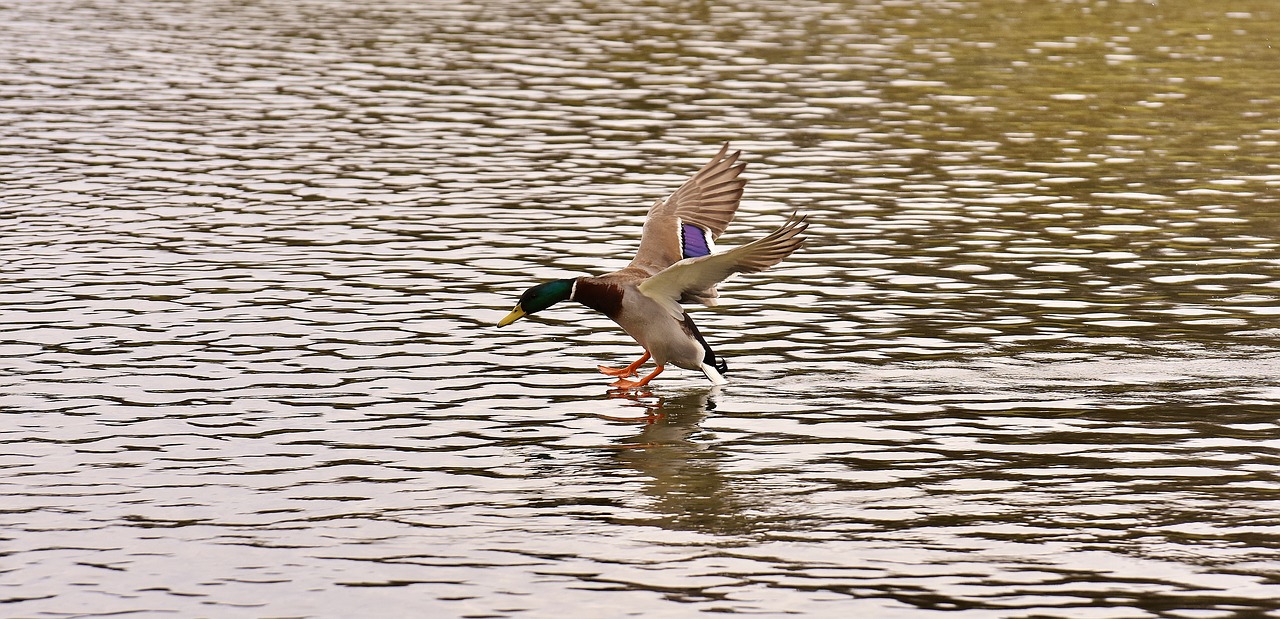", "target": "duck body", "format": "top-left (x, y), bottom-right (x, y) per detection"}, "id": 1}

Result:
top-left (572, 272), bottom-right (724, 381)
top-left (498, 143), bottom-right (806, 389)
